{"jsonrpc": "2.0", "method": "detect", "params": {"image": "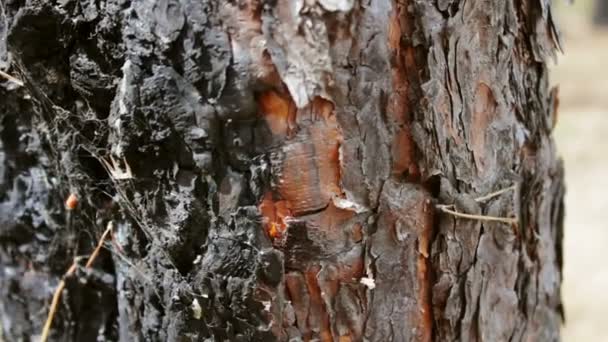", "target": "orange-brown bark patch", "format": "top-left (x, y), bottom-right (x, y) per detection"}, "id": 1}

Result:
top-left (309, 119), bottom-right (342, 199)
top-left (306, 265), bottom-right (332, 342)
top-left (258, 90), bottom-right (296, 137)
top-left (472, 83), bottom-right (497, 172)
top-left (416, 199), bottom-right (434, 342)
top-left (274, 98), bottom-right (342, 215)
top-left (387, 8), bottom-right (419, 179)
top-left (259, 191), bottom-right (292, 240)
top-left (351, 223), bottom-right (363, 243)
top-left (311, 96), bottom-right (335, 121)
top-left (392, 129), bottom-right (419, 180)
